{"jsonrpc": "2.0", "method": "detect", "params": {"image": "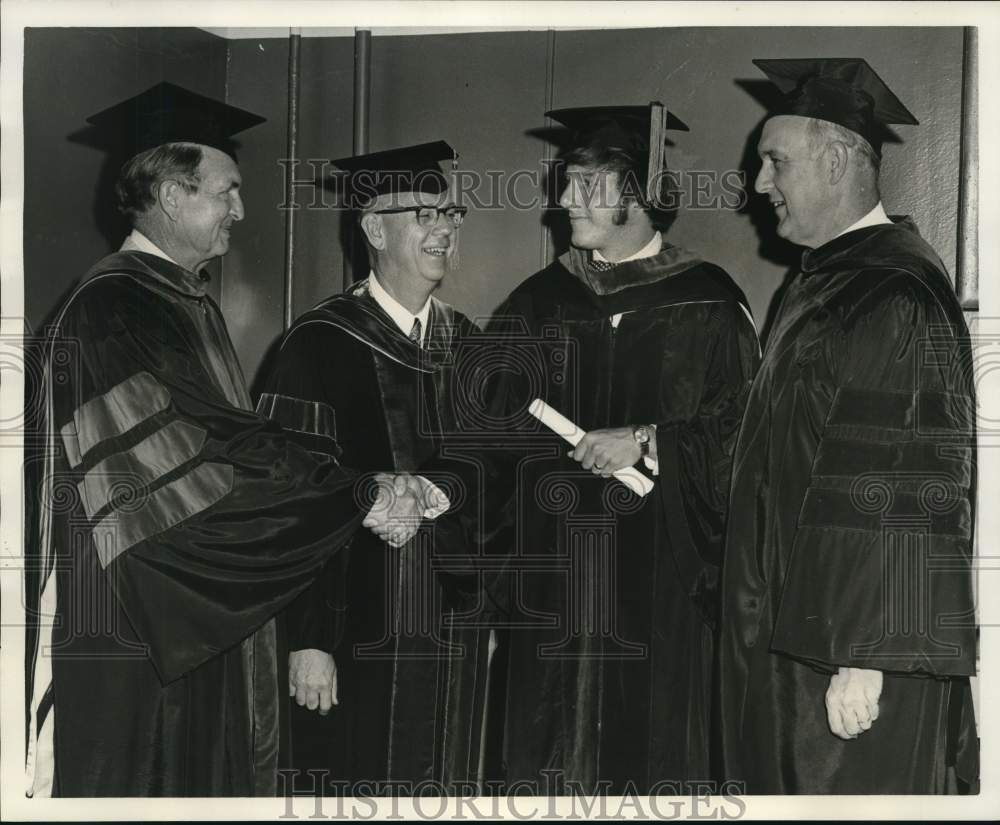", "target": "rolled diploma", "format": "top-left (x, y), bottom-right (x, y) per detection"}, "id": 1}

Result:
top-left (528, 398), bottom-right (654, 497)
